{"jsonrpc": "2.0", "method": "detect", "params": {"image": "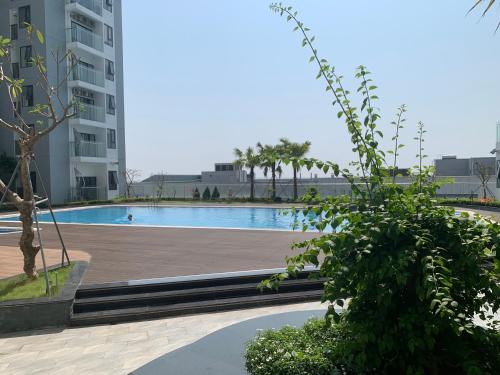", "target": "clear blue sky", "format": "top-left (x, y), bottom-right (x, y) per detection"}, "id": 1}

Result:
top-left (122, 0), bottom-right (500, 178)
